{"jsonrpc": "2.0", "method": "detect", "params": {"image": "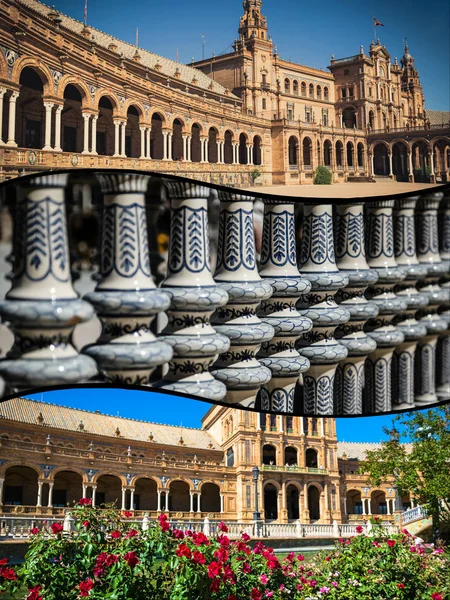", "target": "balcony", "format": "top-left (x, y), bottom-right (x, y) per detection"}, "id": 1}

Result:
top-left (261, 82), bottom-right (271, 91)
top-left (261, 465), bottom-right (328, 474)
